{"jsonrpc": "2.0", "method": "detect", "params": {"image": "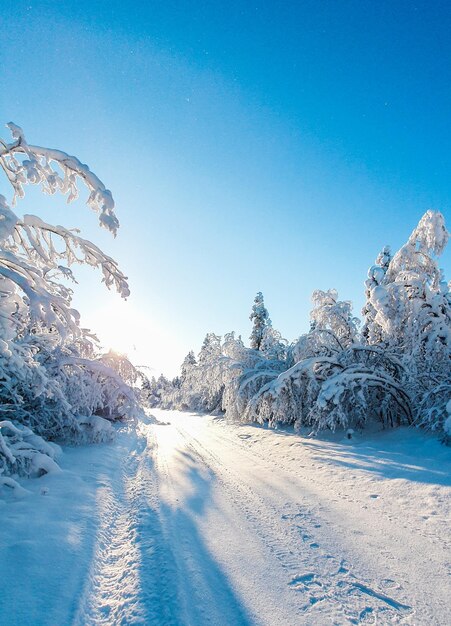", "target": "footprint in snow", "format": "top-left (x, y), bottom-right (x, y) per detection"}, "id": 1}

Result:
top-left (289, 573), bottom-right (322, 591)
